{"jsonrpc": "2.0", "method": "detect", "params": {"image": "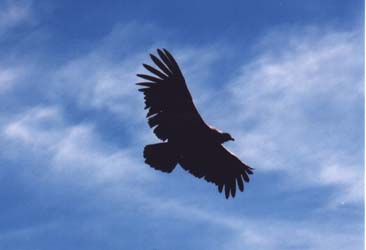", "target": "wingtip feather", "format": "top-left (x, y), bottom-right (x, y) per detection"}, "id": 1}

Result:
top-left (225, 184), bottom-right (230, 199)
top-left (237, 176), bottom-right (244, 192)
top-left (218, 183), bottom-right (223, 193)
